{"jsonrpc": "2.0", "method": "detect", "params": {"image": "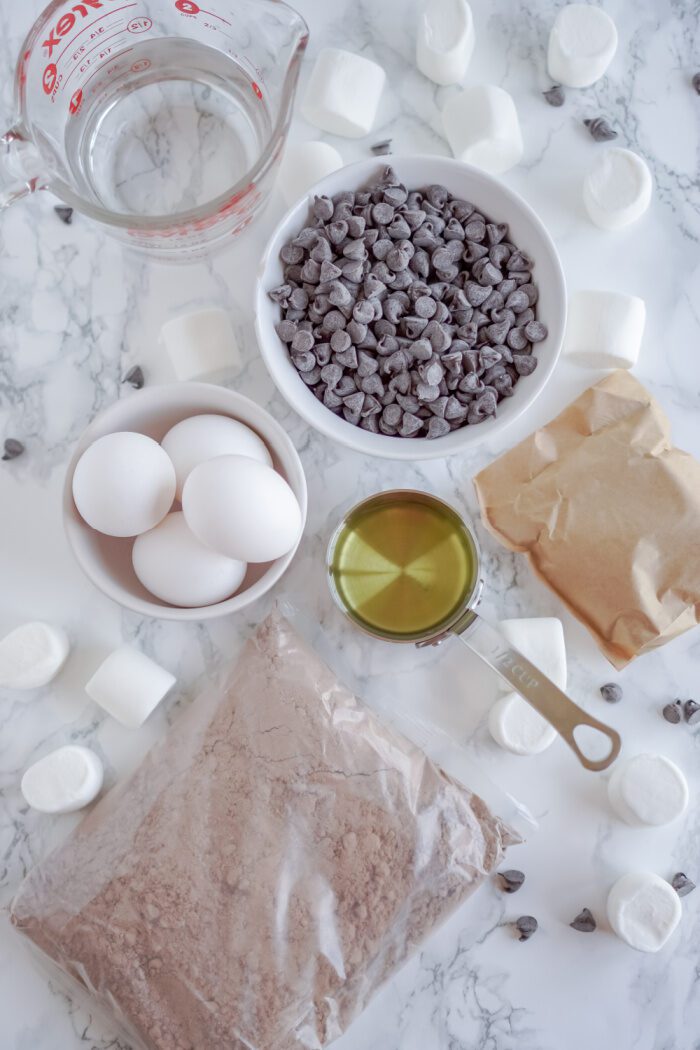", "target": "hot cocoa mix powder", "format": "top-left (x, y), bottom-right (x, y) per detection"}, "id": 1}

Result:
top-left (12, 613), bottom-right (515, 1050)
